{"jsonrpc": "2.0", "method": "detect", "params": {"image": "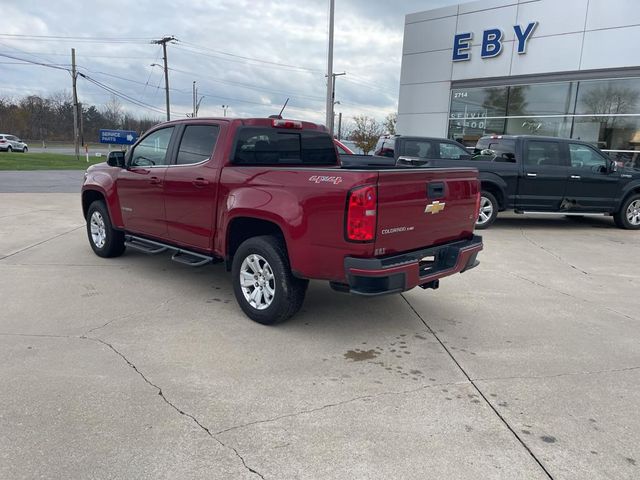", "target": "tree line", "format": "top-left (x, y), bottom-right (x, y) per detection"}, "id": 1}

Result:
top-left (0, 92), bottom-right (160, 144)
